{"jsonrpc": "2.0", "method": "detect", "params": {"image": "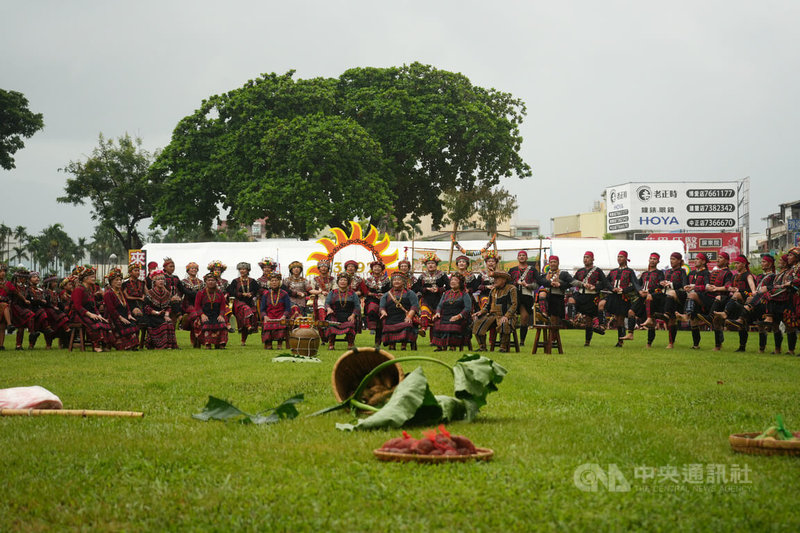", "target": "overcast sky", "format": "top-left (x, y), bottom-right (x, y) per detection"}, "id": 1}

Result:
top-left (2, 0), bottom-right (798, 241)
